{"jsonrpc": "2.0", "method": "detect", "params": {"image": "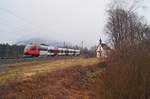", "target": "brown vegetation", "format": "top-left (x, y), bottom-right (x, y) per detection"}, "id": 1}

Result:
top-left (0, 64), bottom-right (102, 99)
top-left (0, 58), bottom-right (98, 85)
top-left (100, 1), bottom-right (150, 99)
top-left (100, 49), bottom-right (150, 99)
